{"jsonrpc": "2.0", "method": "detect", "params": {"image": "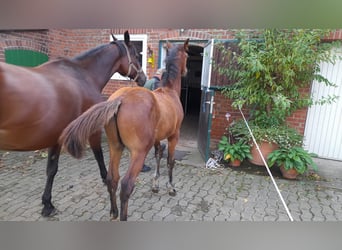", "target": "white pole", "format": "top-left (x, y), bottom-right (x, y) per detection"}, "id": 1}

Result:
top-left (238, 106), bottom-right (294, 222)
